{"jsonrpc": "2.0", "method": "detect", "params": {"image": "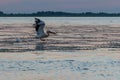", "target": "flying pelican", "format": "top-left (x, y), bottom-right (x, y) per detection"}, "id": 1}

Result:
top-left (34, 18), bottom-right (56, 41)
